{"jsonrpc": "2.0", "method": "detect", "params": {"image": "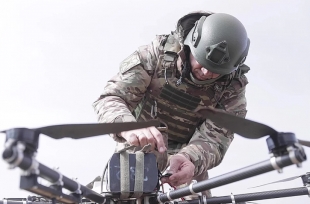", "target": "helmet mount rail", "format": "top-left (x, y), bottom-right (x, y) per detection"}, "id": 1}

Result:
top-left (206, 40), bottom-right (230, 65)
top-left (191, 16), bottom-right (205, 47)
